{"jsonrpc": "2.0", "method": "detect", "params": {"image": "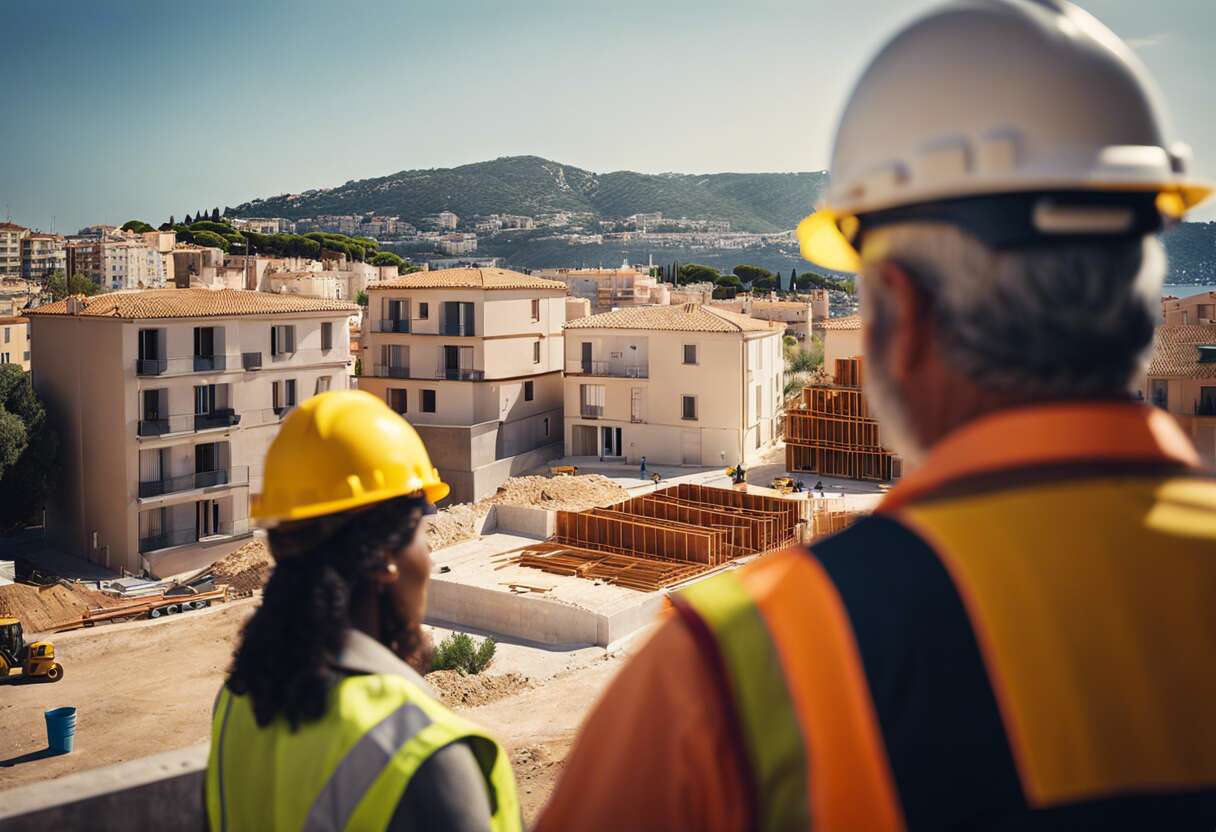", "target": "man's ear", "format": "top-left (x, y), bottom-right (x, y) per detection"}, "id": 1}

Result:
top-left (876, 261), bottom-right (933, 386)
